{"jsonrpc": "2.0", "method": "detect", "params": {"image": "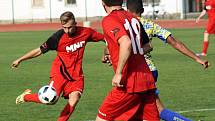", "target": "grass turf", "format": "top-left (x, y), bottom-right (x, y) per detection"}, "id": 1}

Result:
top-left (0, 28), bottom-right (214, 121)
